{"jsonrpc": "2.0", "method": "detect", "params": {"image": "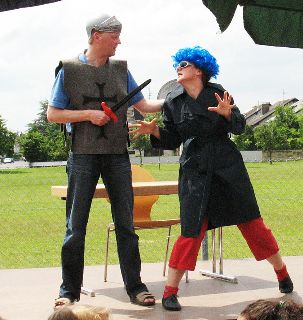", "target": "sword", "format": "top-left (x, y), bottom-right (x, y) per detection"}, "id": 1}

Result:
top-left (100, 79), bottom-right (151, 123)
